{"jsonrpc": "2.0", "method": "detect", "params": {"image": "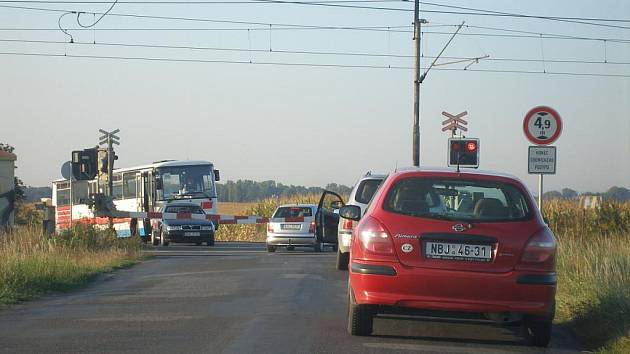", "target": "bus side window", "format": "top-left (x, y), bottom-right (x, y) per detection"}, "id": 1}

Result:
top-left (123, 172), bottom-right (137, 199)
top-left (56, 184), bottom-right (70, 206)
top-left (72, 181), bottom-right (89, 204)
top-left (112, 174), bottom-right (123, 200)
